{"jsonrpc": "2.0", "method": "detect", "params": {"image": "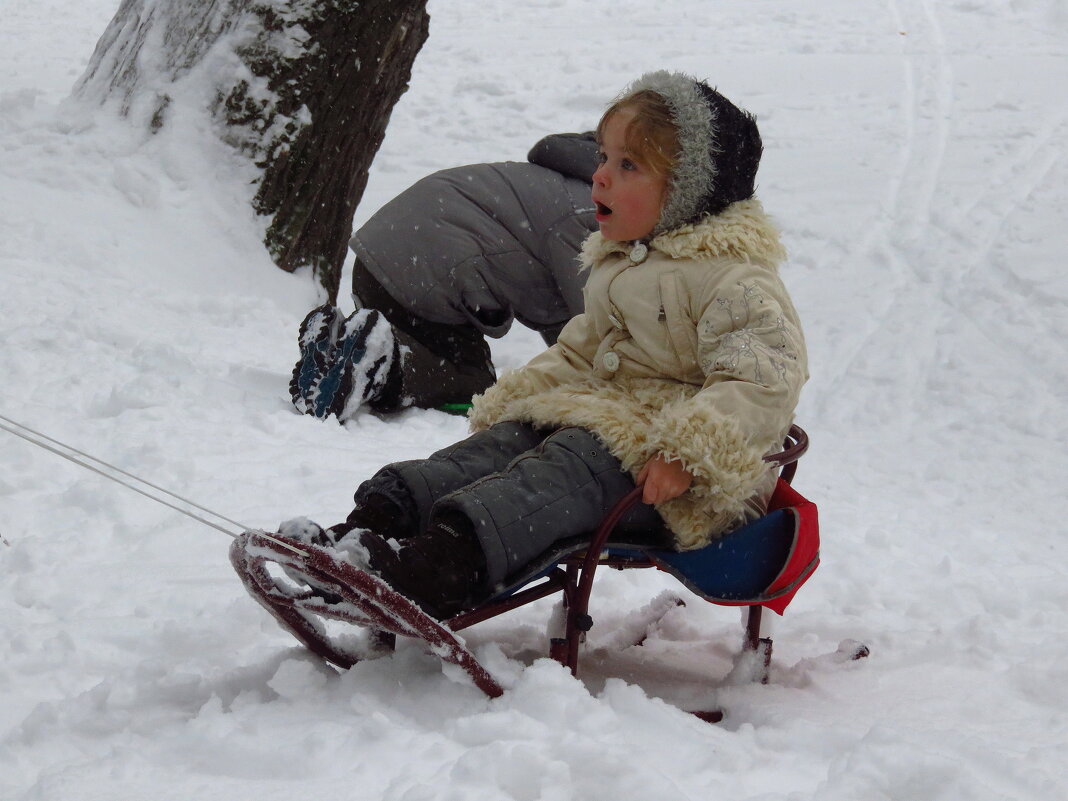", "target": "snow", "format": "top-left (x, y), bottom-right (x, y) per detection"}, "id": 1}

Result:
top-left (2, 0), bottom-right (1067, 798)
